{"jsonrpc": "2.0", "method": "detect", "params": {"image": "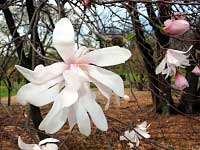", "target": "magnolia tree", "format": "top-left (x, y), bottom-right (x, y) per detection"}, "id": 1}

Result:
top-left (0, 0), bottom-right (200, 149)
